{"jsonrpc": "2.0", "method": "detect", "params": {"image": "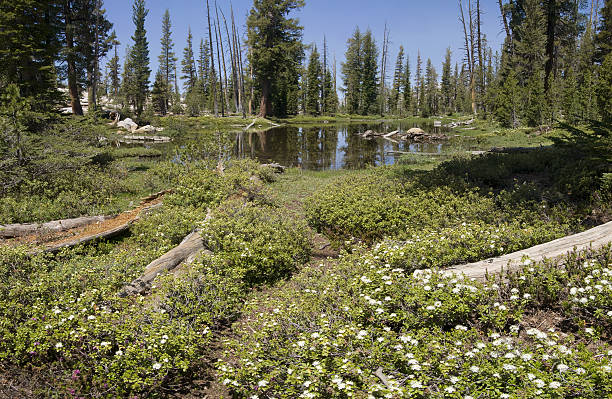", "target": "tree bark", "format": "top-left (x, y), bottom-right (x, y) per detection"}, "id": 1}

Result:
top-left (259, 78), bottom-right (271, 117)
top-left (544, 0), bottom-right (557, 96)
top-left (498, 0), bottom-right (511, 41)
top-left (64, 1), bottom-right (83, 116)
top-left (206, 0), bottom-right (218, 116)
